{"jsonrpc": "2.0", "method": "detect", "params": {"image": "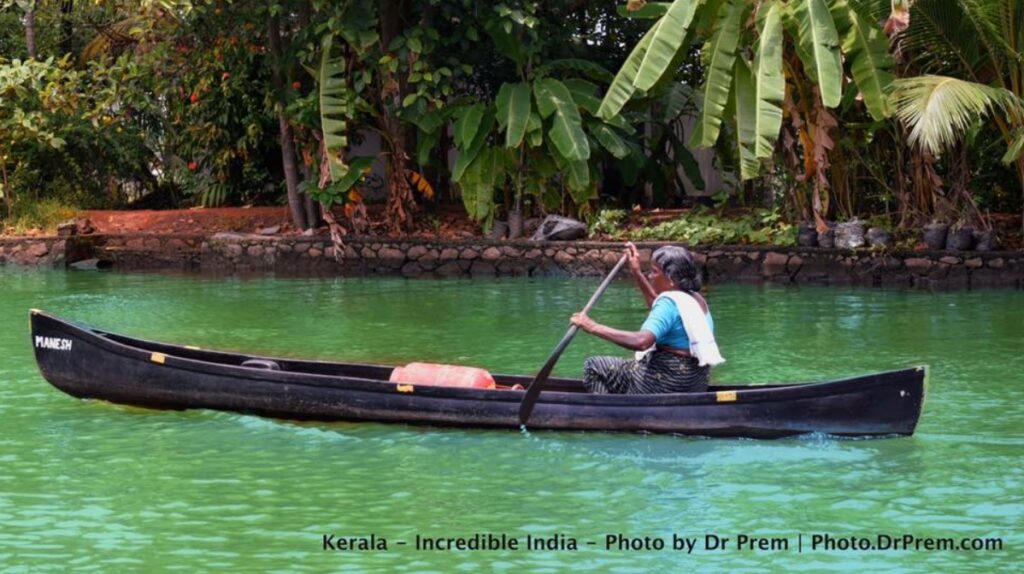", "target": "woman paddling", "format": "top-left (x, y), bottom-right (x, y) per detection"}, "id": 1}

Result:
top-left (570, 243), bottom-right (724, 394)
